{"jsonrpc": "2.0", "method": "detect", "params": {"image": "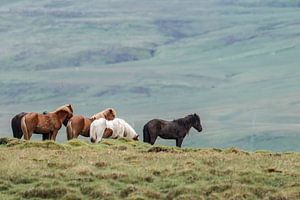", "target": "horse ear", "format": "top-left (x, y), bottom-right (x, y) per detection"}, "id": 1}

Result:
top-left (194, 113), bottom-right (199, 120)
top-left (68, 104), bottom-right (73, 112)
